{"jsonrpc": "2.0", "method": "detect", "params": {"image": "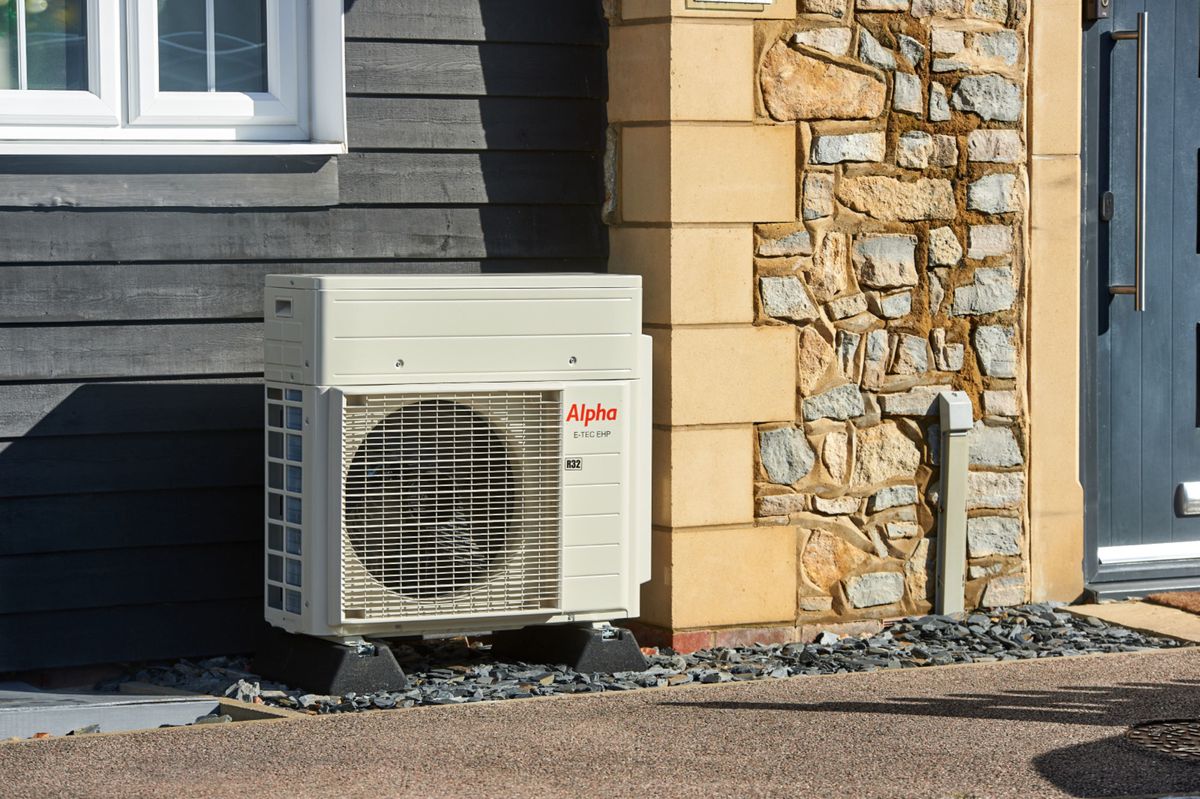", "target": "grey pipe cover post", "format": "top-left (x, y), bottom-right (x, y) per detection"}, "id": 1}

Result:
top-left (936, 391), bottom-right (972, 615)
